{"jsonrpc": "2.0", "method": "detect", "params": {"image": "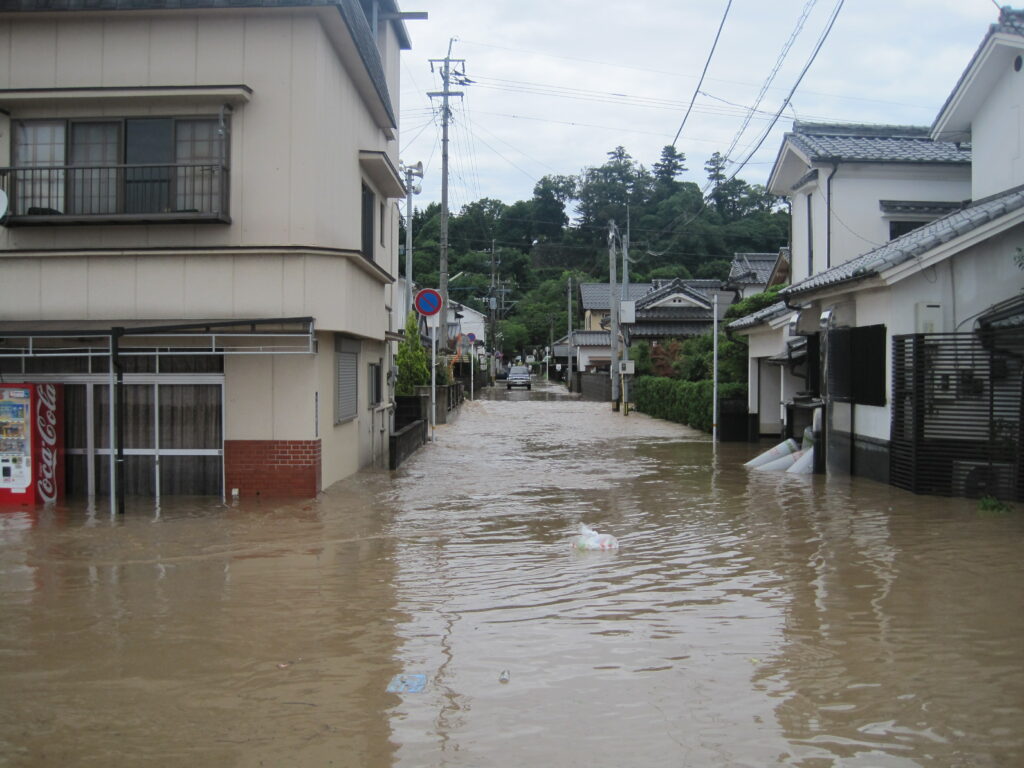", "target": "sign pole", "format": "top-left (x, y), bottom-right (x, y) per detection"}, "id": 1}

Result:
top-left (413, 288), bottom-right (443, 444)
top-left (430, 319), bottom-right (437, 443)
